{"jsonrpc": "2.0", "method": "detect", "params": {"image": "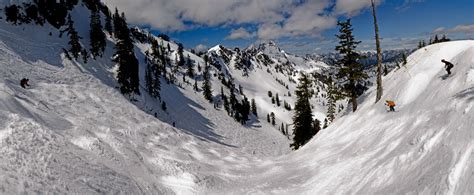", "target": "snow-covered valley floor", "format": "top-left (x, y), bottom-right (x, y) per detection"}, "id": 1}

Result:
top-left (1, 19), bottom-right (473, 194)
